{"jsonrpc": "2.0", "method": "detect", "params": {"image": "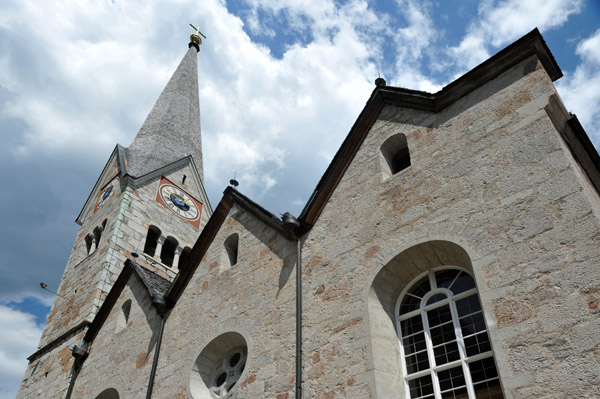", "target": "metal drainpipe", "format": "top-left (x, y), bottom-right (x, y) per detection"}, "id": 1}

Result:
top-left (146, 296), bottom-right (167, 399)
top-left (65, 341), bottom-right (88, 398)
top-left (295, 238), bottom-right (303, 399)
top-left (64, 359), bottom-right (82, 399)
top-left (281, 213), bottom-right (302, 399)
